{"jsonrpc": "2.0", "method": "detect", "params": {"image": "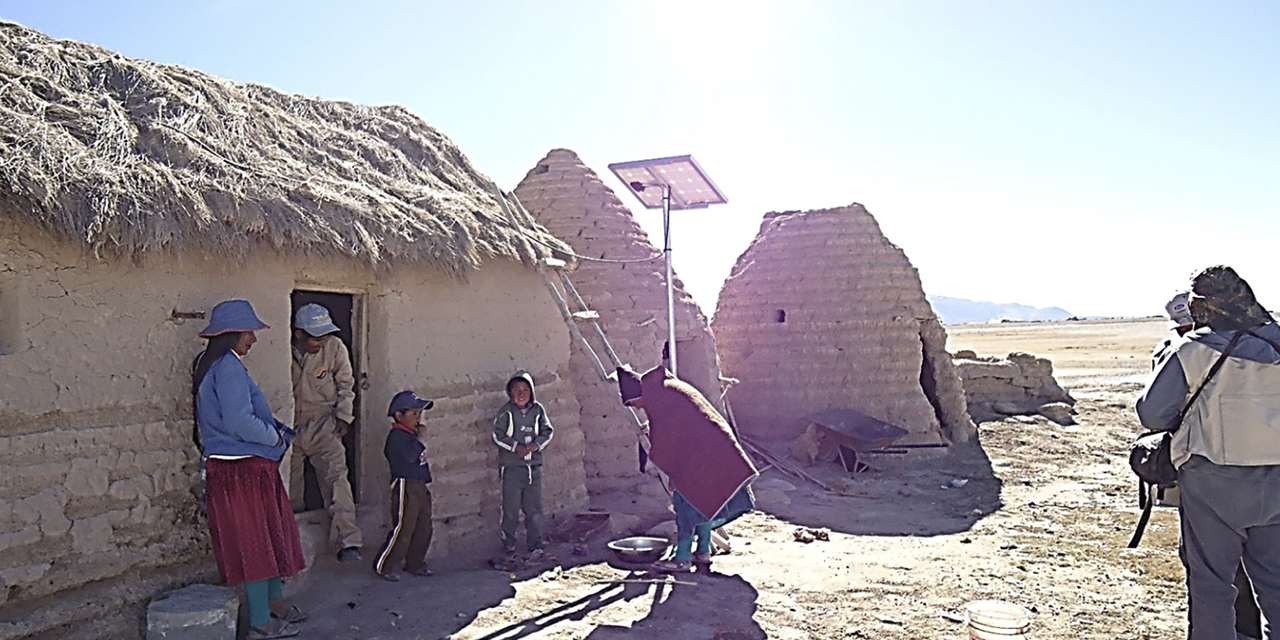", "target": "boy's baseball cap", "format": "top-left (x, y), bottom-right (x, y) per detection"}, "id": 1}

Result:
top-left (387, 390), bottom-right (434, 417)
top-left (294, 303), bottom-right (341, 337)
top-left (1165, 292), bottom-right (1193, 328)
